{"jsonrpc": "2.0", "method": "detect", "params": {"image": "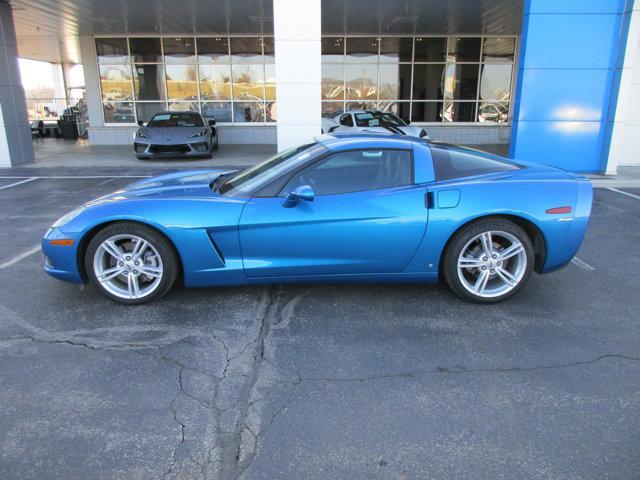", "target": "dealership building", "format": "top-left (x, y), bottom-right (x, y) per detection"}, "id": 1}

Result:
top-left (0, 0), bottom-right (639, 173)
